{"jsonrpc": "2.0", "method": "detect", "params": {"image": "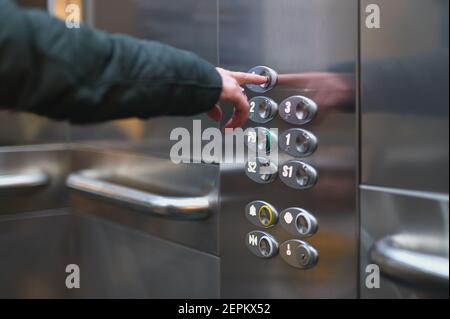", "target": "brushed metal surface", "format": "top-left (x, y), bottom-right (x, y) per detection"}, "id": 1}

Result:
top-left (360, 188), bottom-right (449, 298)
top-left (0, 209), bottom-right (219, 298)
top-left (361, 0), bottom-right (449, 193)
top-left (0, 209), bottom-right (72, 298)
top-left (69, 211), bottom-right (219, 298)
top-left (219, 0), bottom-right (358, 298)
